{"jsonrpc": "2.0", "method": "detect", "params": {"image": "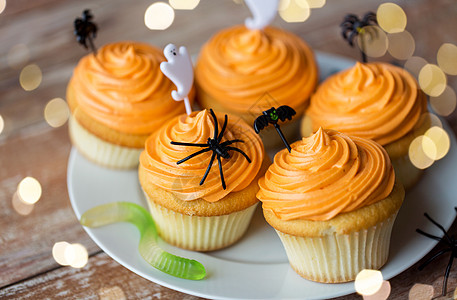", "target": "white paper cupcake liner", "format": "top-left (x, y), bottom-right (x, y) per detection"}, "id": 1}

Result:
top-left (69, 116), bottom-right (142, 169)
top-left (145, 194), bottom-right (258, 251)
top-left (276, 213), bottom-right (397, 283)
